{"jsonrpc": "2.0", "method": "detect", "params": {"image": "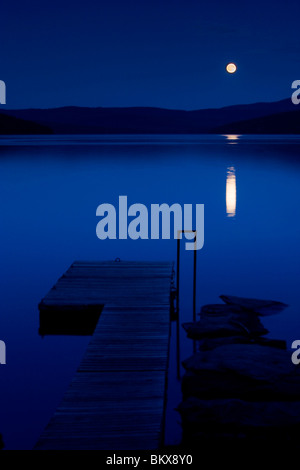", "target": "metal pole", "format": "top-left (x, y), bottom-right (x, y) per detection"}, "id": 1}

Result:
top-left (176, 237), bottom-right (180, 379)
top-left (193, 232), bottom-right (197, 323)
top-left (177, 237), bottom-right (180, 313)
top-left (193, 231), bottom-right (197, 353)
